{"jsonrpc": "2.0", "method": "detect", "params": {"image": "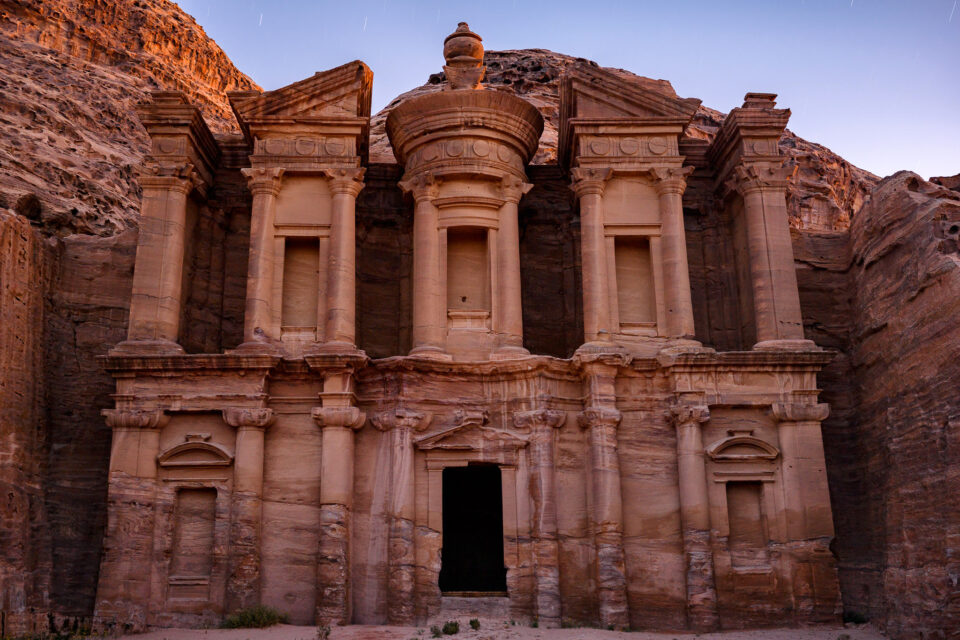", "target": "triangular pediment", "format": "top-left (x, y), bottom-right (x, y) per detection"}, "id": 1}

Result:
top-left (229, 60), bottom-right (373, 125)
top-left (560, 63), bottom-right (701, 123)
top-left (415, 412), bottom-right (528, 451)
